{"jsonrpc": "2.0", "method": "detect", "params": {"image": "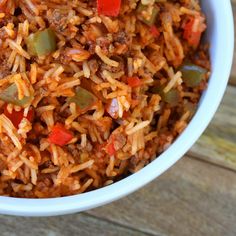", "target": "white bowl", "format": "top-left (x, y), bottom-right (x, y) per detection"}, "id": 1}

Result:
top-left (0, 0), bottom-right (234, 216)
